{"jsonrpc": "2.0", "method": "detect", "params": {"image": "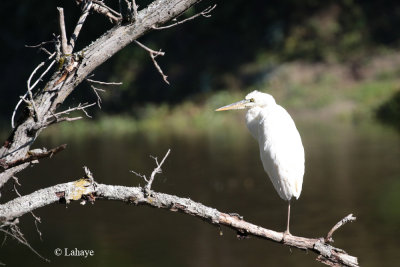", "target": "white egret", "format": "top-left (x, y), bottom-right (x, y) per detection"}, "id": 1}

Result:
top-left (216, 90), bottom-right (305, 235)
